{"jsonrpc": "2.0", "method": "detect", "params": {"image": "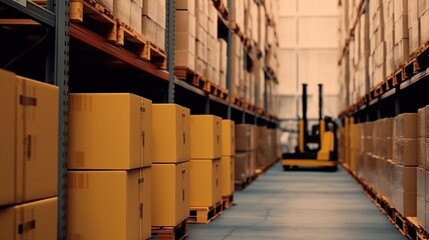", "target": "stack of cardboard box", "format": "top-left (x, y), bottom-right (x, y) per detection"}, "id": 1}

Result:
top-left (176, 0), bottom-right (196, 71)
top-left (68, 93), bottom-right (152, 240)
top-left (0, 69), bottom-right (59, 240)
top-left (142, 0), bottom-right (166, 50)
top-left (221, 120), bottom-right (236, 203)
top-left (189, 115), bottom-right (222, 209)
top-left (151, 104), bottom-right (190, 229)
top-left (235, 124), bottom-right (257, 186)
